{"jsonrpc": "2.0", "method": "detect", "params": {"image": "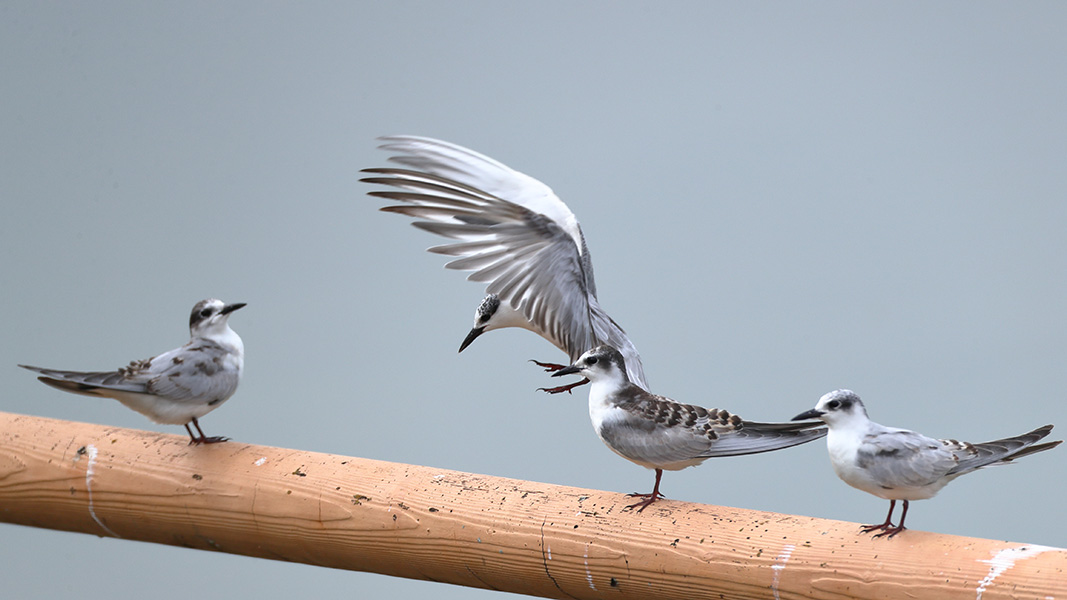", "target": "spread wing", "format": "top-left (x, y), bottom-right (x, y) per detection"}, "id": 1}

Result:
top-left (362, 135), bottom-right (648, 389)
top-left (372, 136), bottom-right (573, 232)
top-left (362, 137), bottom-right (599, 362)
